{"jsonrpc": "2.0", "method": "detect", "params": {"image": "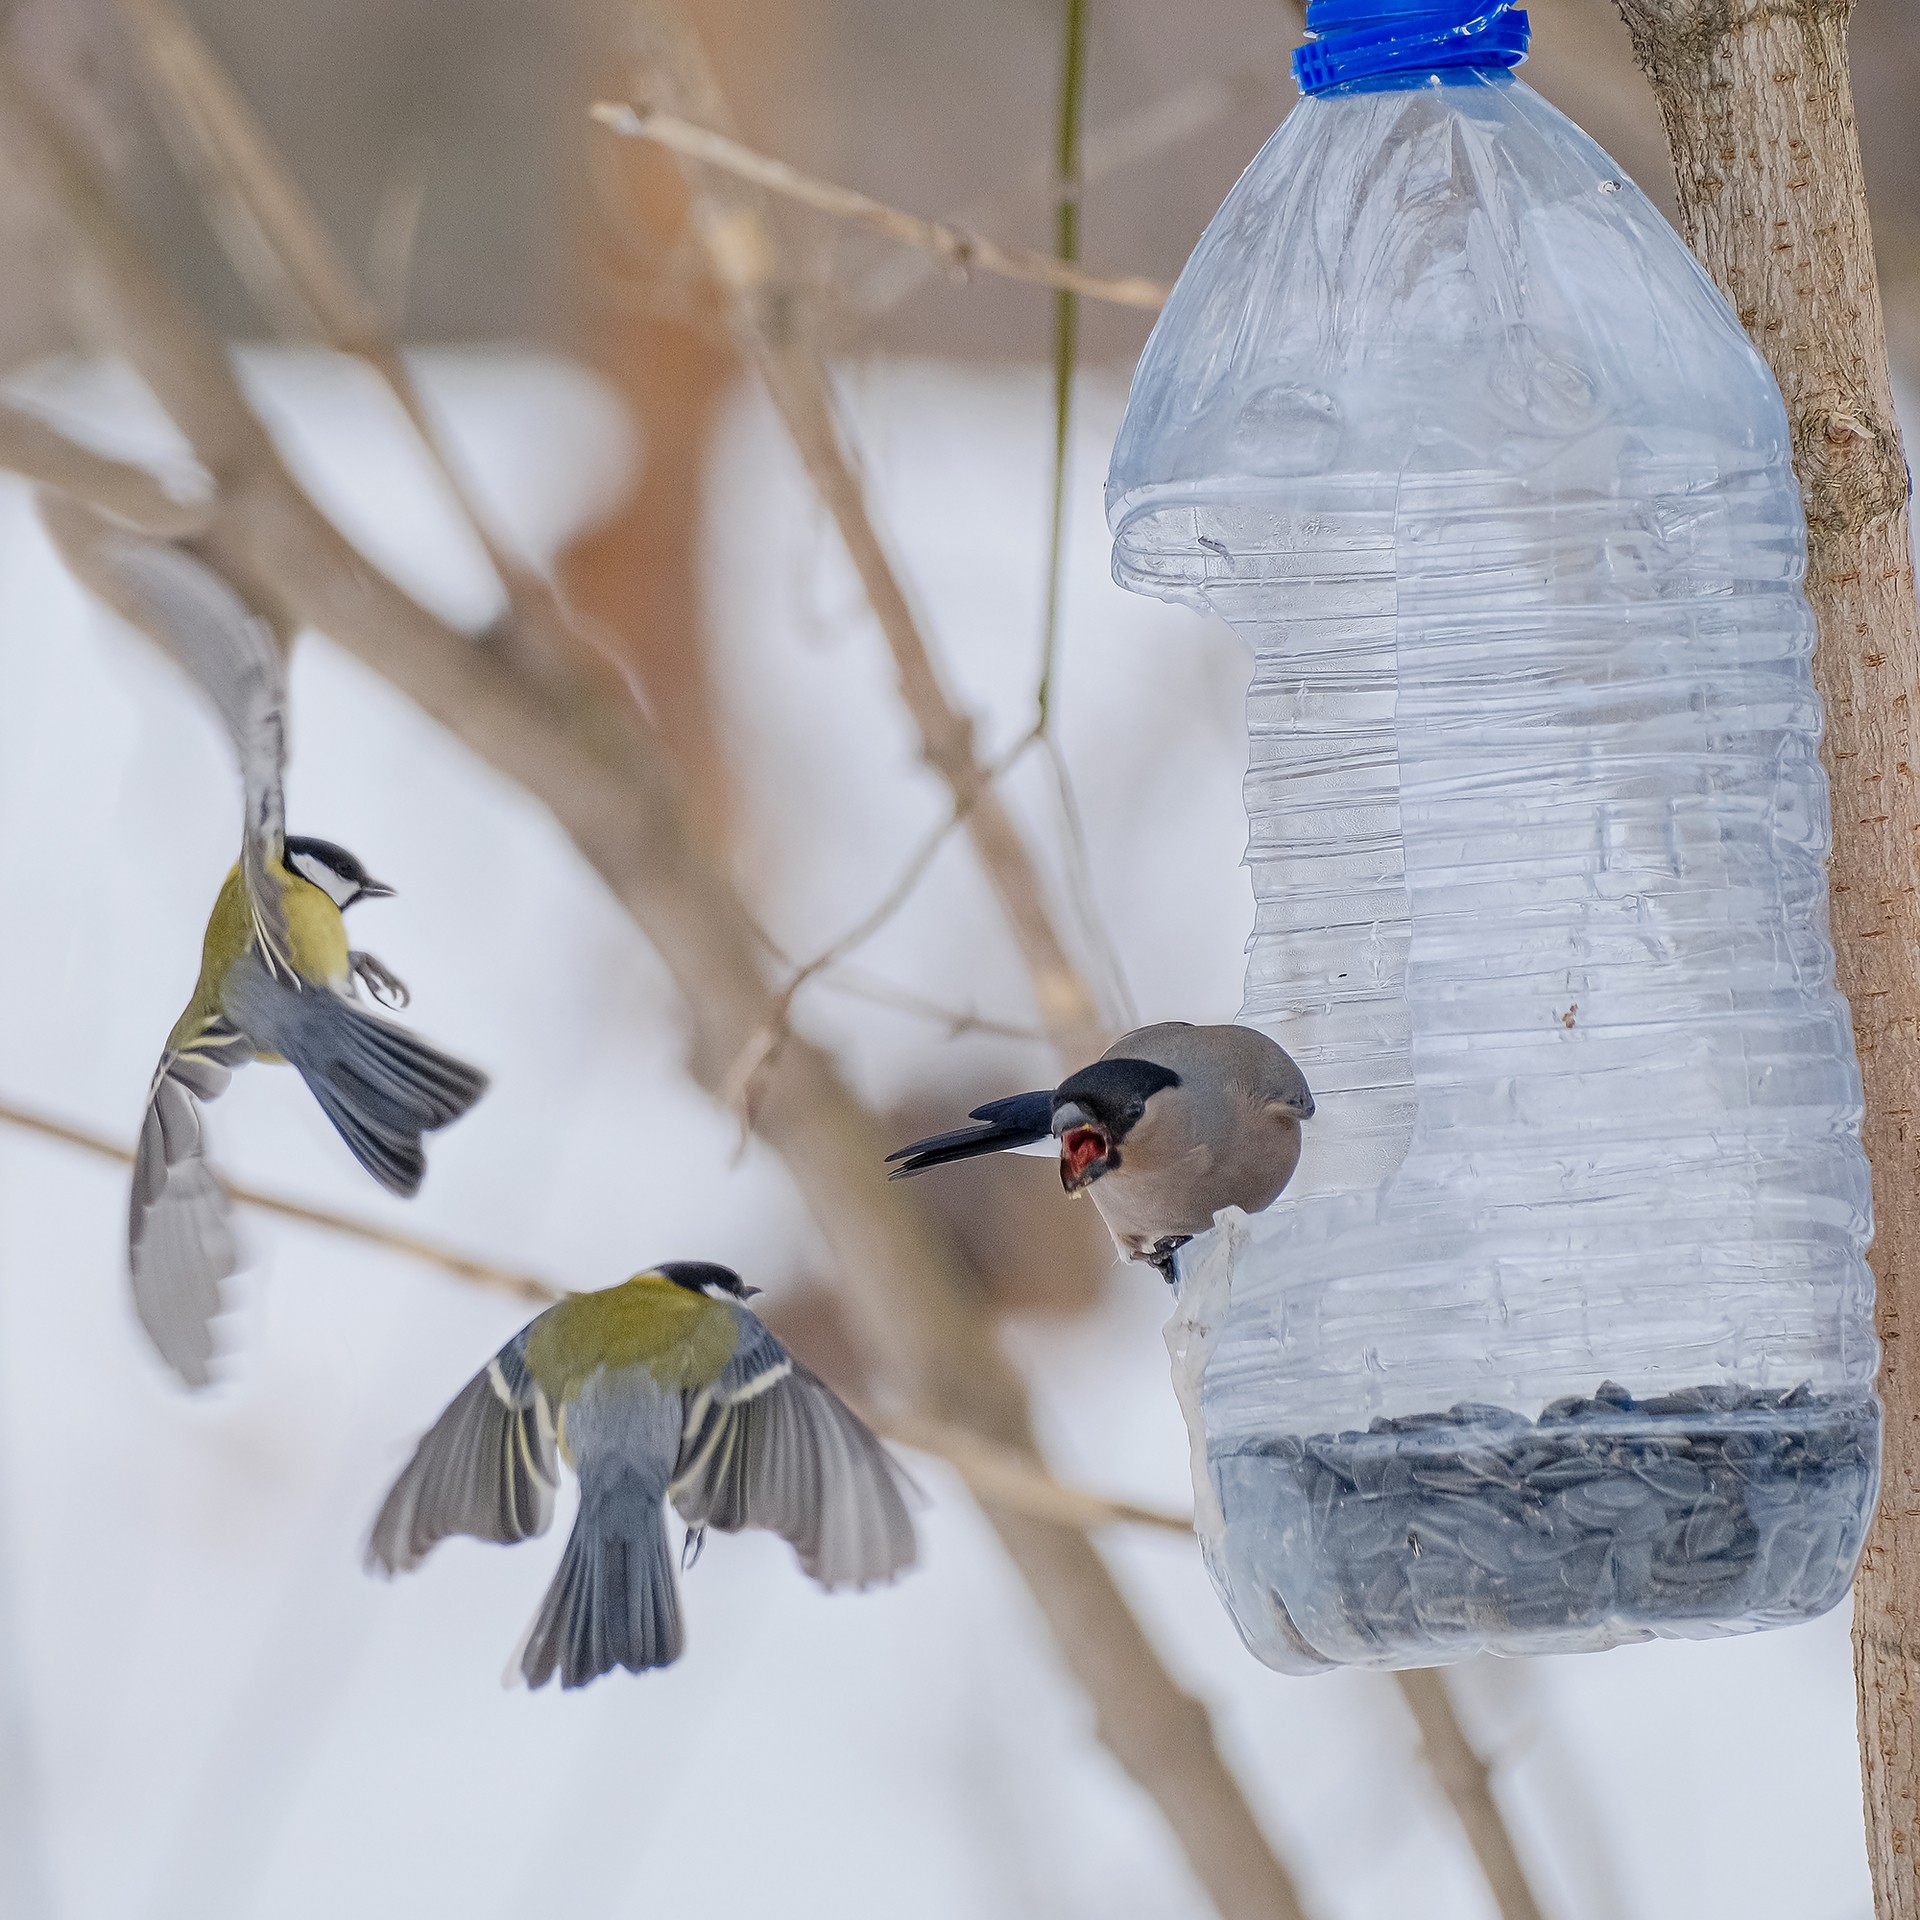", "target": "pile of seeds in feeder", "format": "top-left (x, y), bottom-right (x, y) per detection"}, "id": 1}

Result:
top-left (1214, 1381), bottom-right (1879, 1656)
